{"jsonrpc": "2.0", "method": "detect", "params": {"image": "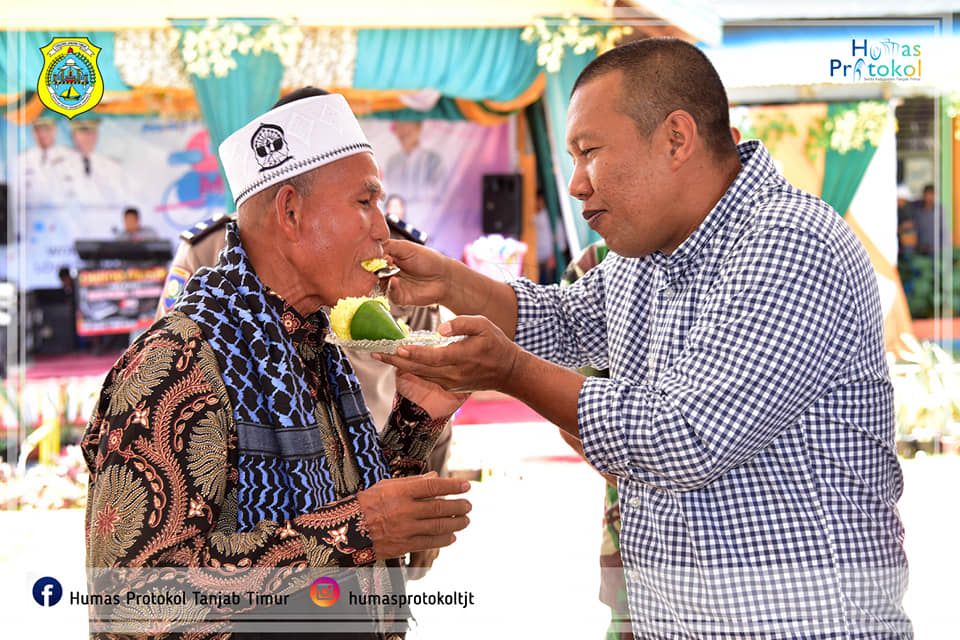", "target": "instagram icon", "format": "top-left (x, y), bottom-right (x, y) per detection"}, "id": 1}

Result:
top-left (309, 577), bottom-right (340, 607)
